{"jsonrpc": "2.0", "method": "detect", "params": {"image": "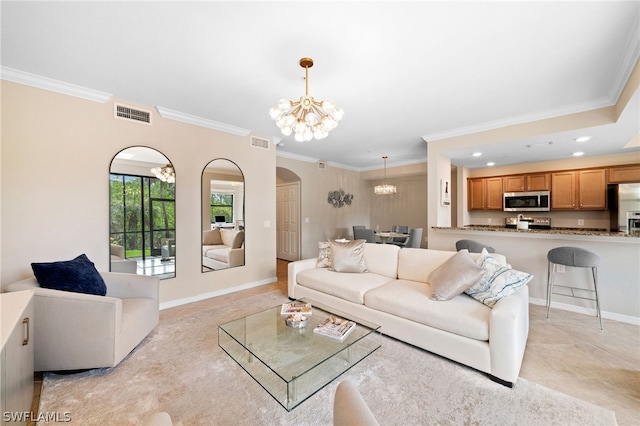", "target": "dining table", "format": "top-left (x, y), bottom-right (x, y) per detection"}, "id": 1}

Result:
top-left (374, 231), bottom-right (410, 244)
